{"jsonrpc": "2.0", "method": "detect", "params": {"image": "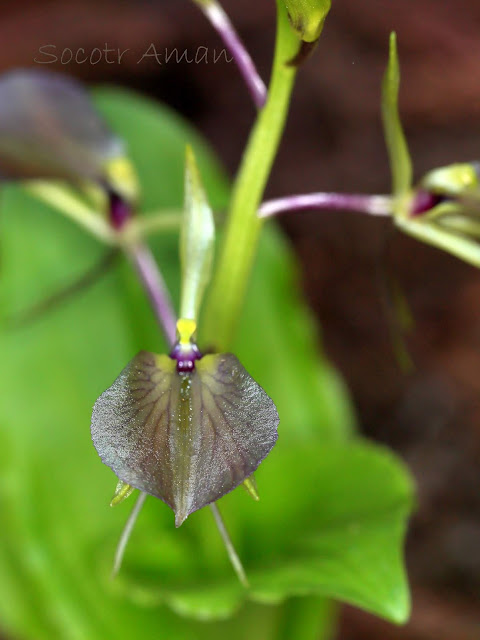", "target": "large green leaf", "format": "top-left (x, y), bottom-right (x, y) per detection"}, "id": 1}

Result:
top-left (116, 442), bottom-right (413, 623)
top-left (0, 87), bottom-right (413, 640)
